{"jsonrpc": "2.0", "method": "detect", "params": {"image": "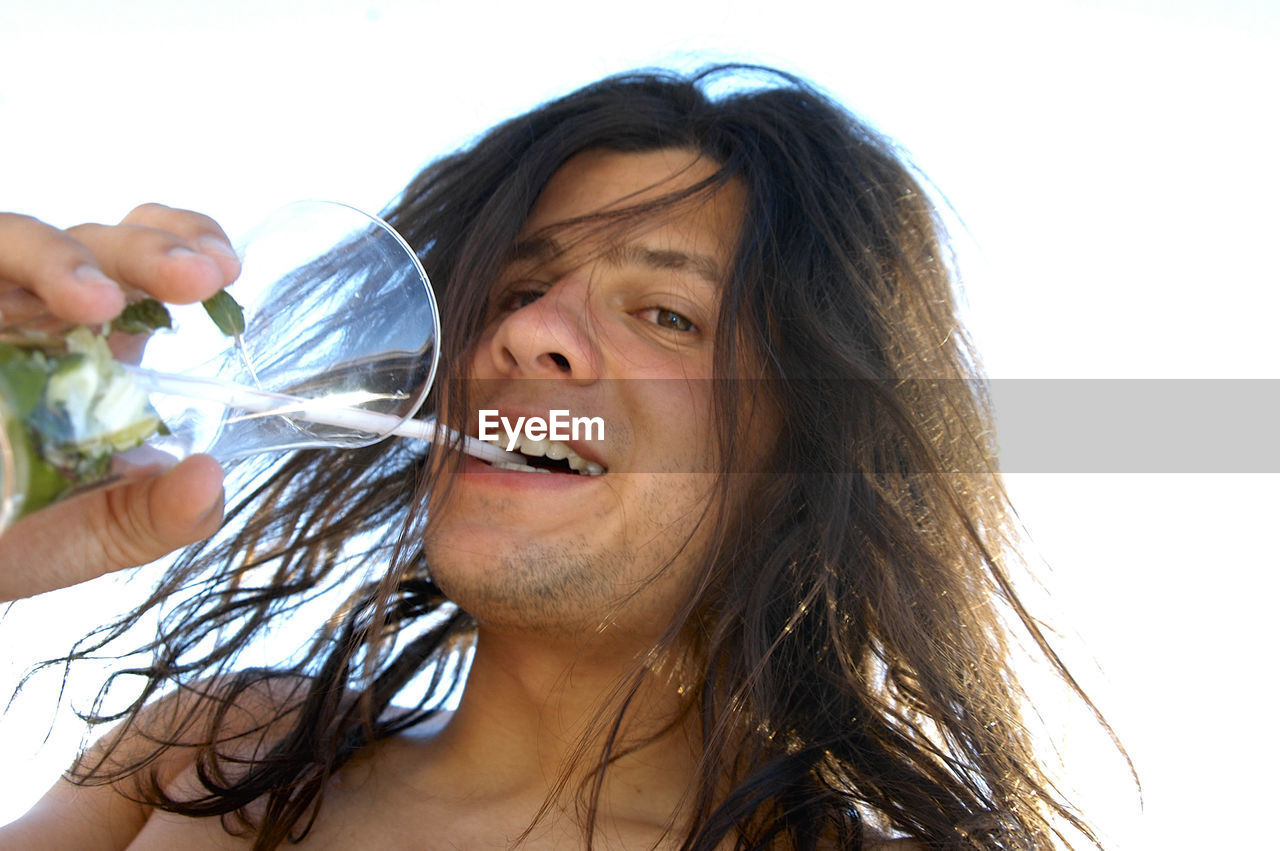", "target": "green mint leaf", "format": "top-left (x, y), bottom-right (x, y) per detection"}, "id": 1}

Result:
top-left (0, 354), bottom-right (49, 419)
top-left (111, 298), bottom-right (173, 336)
top-left (202, 290), bottom-right (246, 337)
top-left (49, 352), bottom-right (87, 378)
top-left (21, 450), bottom-right (72, 516)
